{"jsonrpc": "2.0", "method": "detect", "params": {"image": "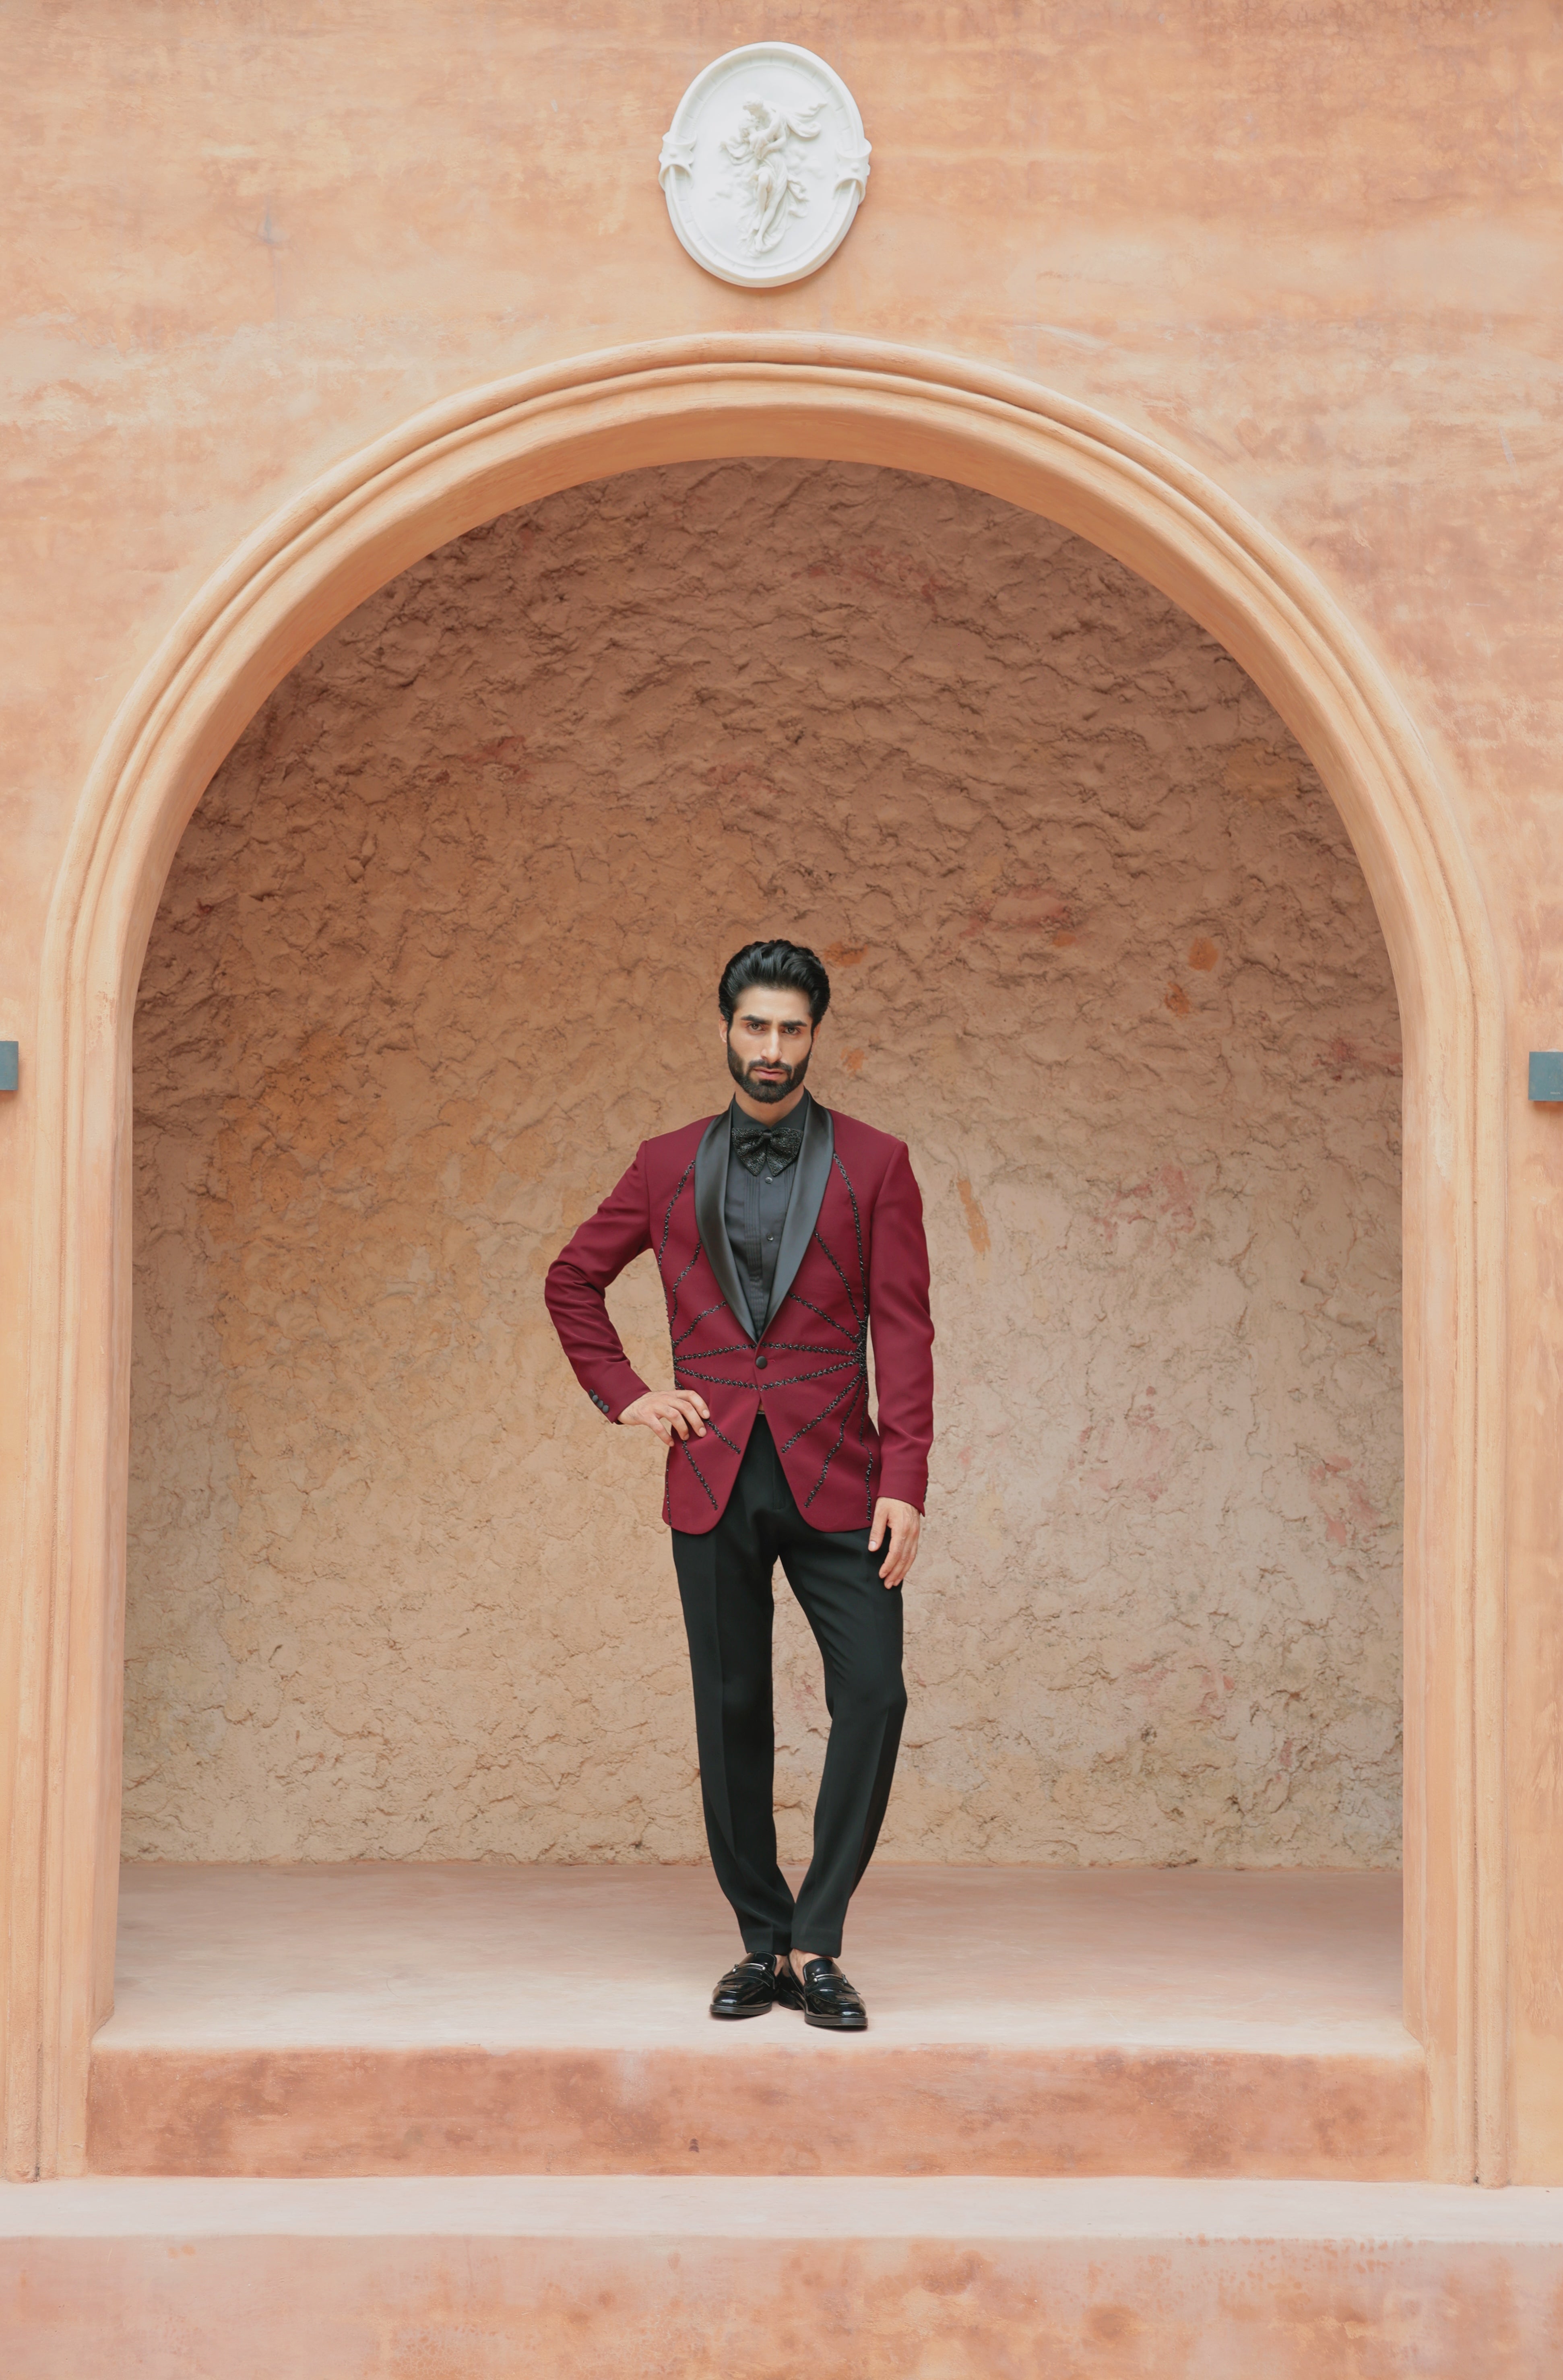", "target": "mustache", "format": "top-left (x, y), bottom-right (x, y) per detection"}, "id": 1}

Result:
top-left (727, 1042), bottom-right (811, 1100)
